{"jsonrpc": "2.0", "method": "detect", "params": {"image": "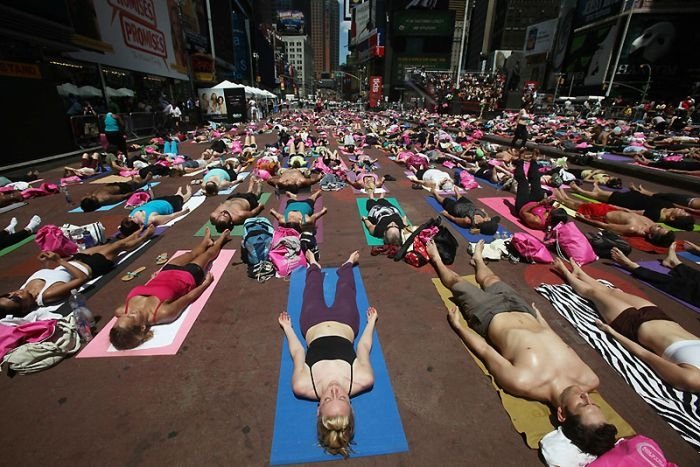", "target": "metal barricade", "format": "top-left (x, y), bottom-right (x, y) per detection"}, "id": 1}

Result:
top-left (129, 112), bottom-right (156, 136)
top-left (69, 115), bottom-right (101, 148)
